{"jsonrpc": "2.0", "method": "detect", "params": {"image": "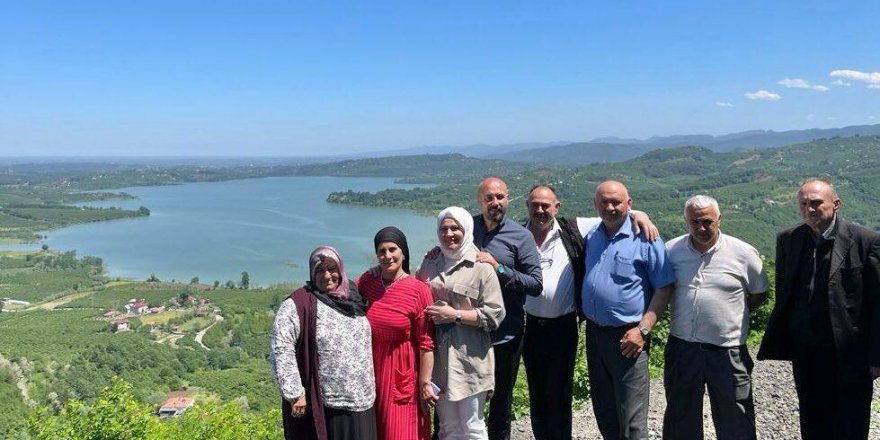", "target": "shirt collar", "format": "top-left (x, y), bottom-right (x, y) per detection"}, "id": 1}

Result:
top-left (599, 215), bottom-right (632, 240)
top-left (821, 215), bottom-right (838, 240)
top-left (442, 246), bottom-right (477, 275)
top-left (476, 214), bottom-right (507, 233)
top-left (687, 232), bottom-right (724, 255)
